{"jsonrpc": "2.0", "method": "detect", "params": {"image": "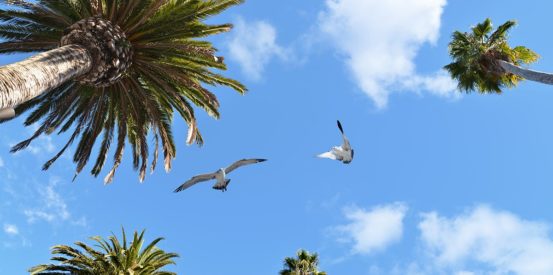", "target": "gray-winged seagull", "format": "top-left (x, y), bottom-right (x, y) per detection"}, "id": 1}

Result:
top-left (174, 158), bottom-right (267, 193)
top-left (317, 120), bottom-right (354, 164)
